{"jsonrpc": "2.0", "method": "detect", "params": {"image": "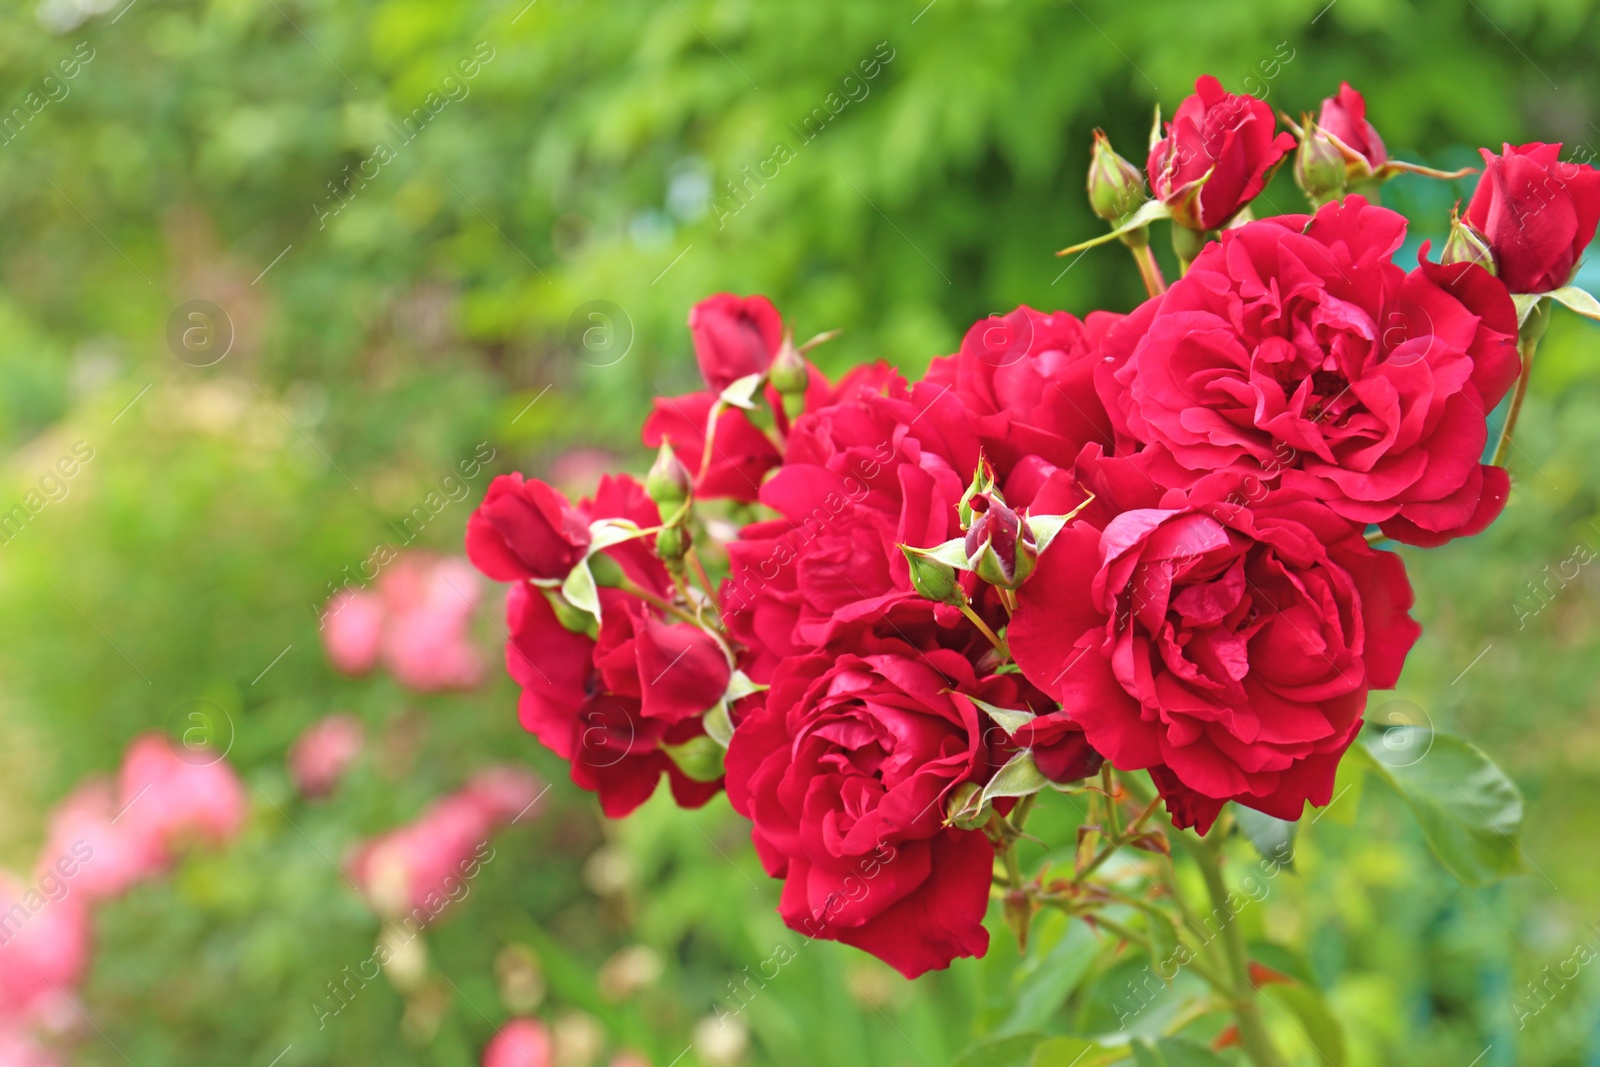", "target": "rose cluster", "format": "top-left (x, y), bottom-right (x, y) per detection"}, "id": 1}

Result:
top-left (467, 77), bottom-right (1600, 978)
